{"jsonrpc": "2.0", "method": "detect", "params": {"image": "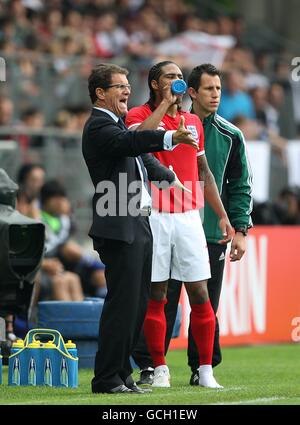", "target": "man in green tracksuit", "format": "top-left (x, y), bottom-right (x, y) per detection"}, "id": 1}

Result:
top-left (134, 63), bottom-right (253, 387)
